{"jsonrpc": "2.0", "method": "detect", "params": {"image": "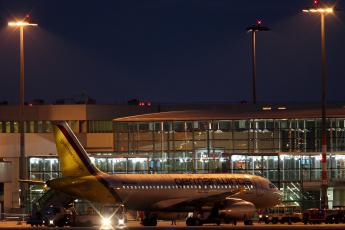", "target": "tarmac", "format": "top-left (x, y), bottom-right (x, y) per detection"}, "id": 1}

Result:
top-left (3, 220), bottom-right (345, 229)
